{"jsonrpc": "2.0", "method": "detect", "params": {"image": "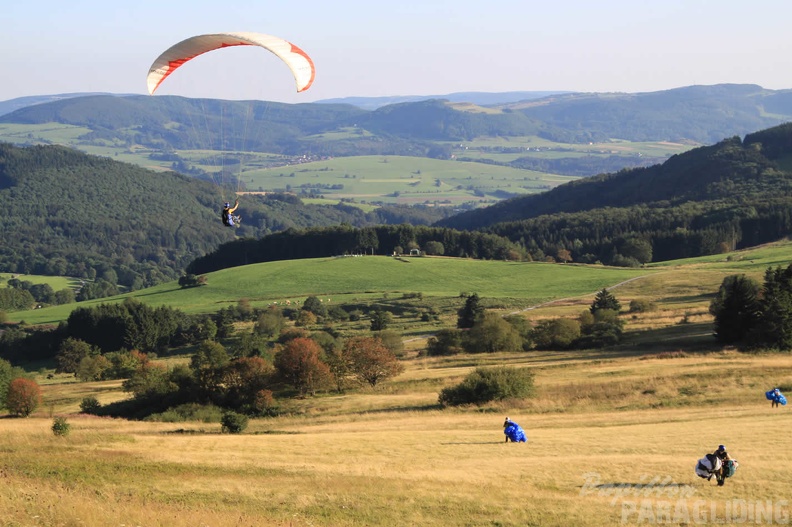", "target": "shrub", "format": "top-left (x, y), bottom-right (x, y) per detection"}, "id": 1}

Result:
top-left (326, 305), bottom-right (349, 321)
top-left (52, 417), bottom-right (71, 437)
top-left (146, 403), bottom-right (224, 423)
top-left (532, 318), bottom-right (581, 350)
top-left (80, 396), bottom-right (102, 414)
top-left (577, 309), bottom-right (624, 348)
top-left (376, 329), bottom-right (405, 357)
top-left (464, 312), bottom-right (524, 353)
top-left (221, 411), bottom-right (249, 434)
top-left (438, 366), bottom-right (535, 406)
top-left (426, 329), bottom-right (463, 356)
top-left (252, 389), bottom-right (278, 416)
top-left (369, 310), bottom-right (392, 331)
top-left (629, 299), bottom-right (657, 313)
